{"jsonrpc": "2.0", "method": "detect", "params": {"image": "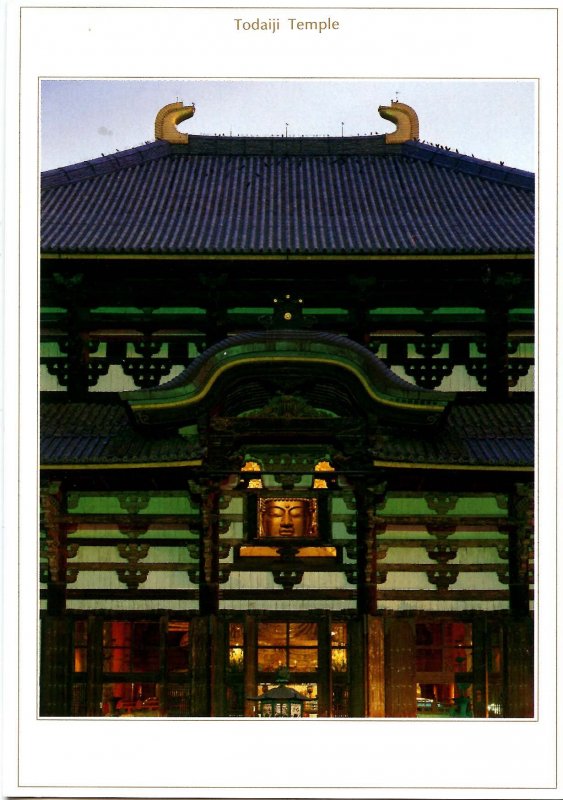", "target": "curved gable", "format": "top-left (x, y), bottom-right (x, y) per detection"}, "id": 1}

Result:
top-left (122, 330), bottom-right (453, 427)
